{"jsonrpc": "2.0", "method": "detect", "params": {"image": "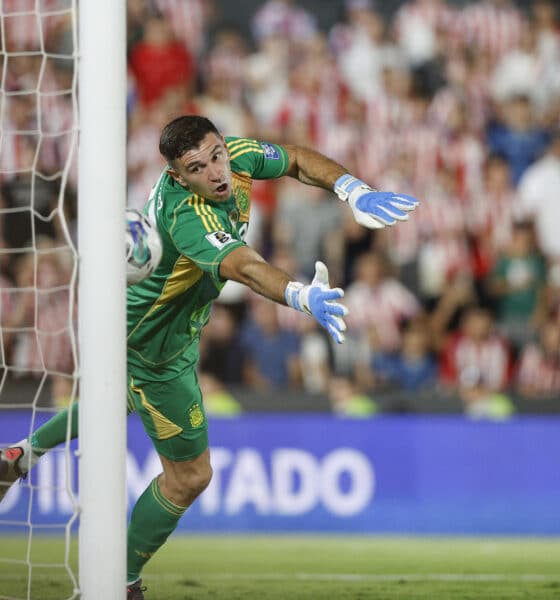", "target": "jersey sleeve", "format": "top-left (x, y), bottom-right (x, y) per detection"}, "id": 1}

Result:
top-left (226, 136), bottom-right (289, 179)
top-left (169, 196), bottom-right (245, 281)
